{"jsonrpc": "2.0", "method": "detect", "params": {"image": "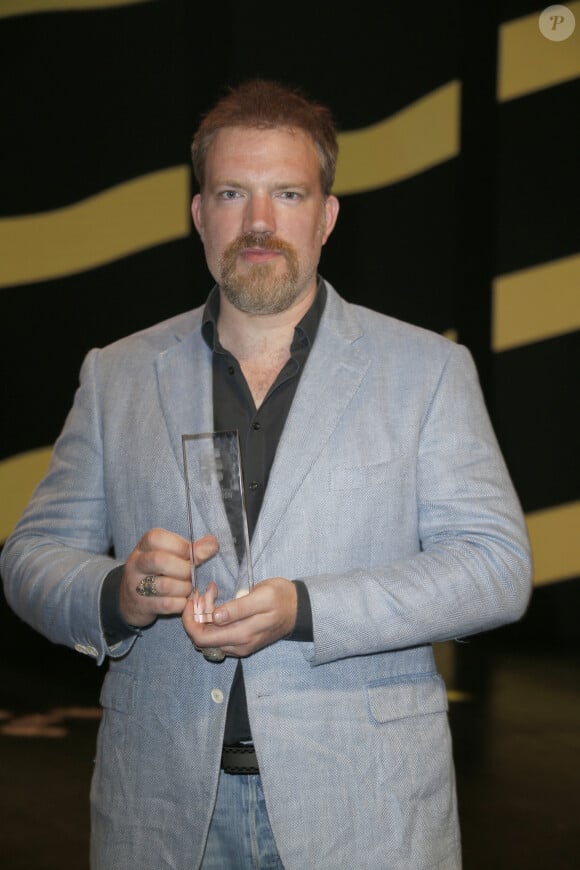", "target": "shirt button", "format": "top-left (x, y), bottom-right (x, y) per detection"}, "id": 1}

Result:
top-left (248, 481), bottom-right (259, 491)
top-left (211, 688), bottom-right (224, 704)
